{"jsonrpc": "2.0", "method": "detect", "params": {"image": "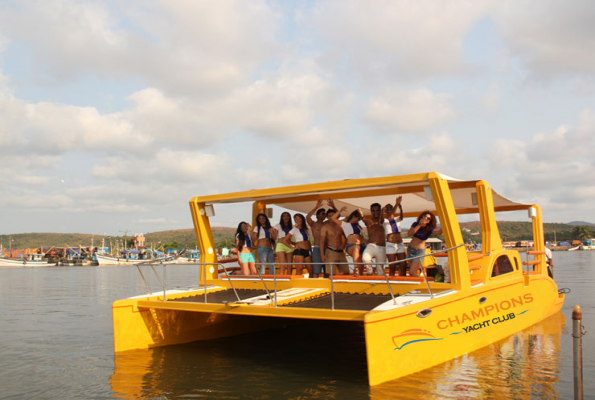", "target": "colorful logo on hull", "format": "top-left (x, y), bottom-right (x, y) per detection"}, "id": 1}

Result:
top-left (393, 310), bottom-right (527, 350)
top-left (392, 329), bottom-right (443, 350)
